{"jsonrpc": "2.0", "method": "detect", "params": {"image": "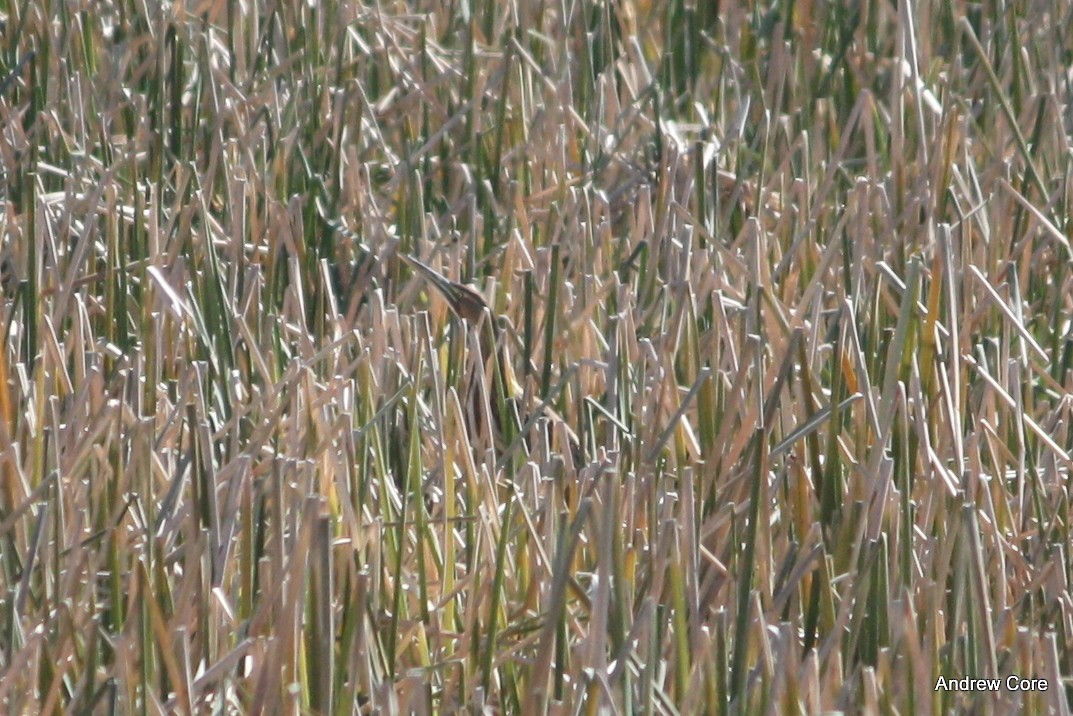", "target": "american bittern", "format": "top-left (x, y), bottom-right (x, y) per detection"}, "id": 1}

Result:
top-left (399, 254), bottom-right (491, 324)
top-left (399, 253), bottom-right (577, 462)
